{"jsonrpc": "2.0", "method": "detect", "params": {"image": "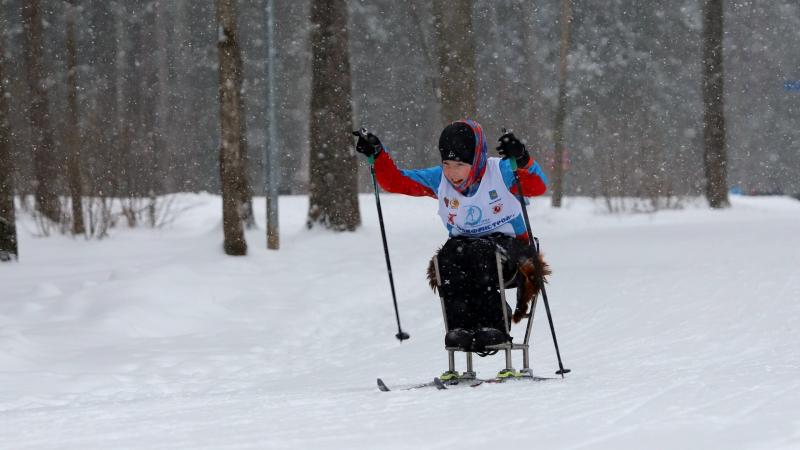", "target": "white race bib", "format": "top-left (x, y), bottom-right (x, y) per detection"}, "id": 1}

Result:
top-left (437, 158), bottom-right (523, 237)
